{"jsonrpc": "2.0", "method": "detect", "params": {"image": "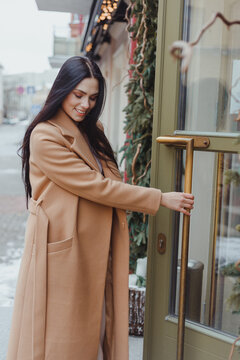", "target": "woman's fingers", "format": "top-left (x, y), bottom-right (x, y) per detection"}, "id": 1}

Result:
top-left (182, 193), bottom-right (194, 209)
top-left (183, 203), bottom-right (194, 209)
top-left (184, 199), bottom-right (194, 206)
top-left (181, 208), bottom-right (191, 216)
top-left (183, 201), bottom-right (194, 208)
top-left (181, 193), bottom-right (194, 214)
top-left (187, 198), bottom-right (194, 202)
top-left (183, 192), bottom-right (194, 200)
